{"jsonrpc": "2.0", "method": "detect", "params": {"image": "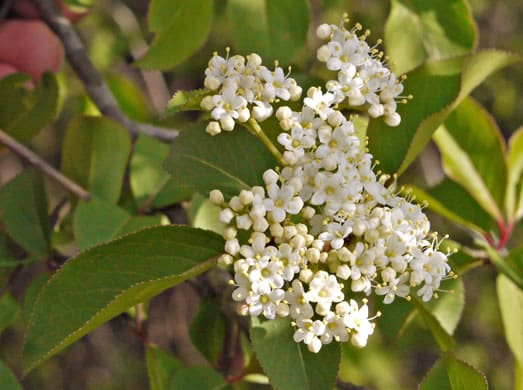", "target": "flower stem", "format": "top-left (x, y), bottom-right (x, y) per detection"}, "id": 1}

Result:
top-left (247, 118), bottom-right (285, 166)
